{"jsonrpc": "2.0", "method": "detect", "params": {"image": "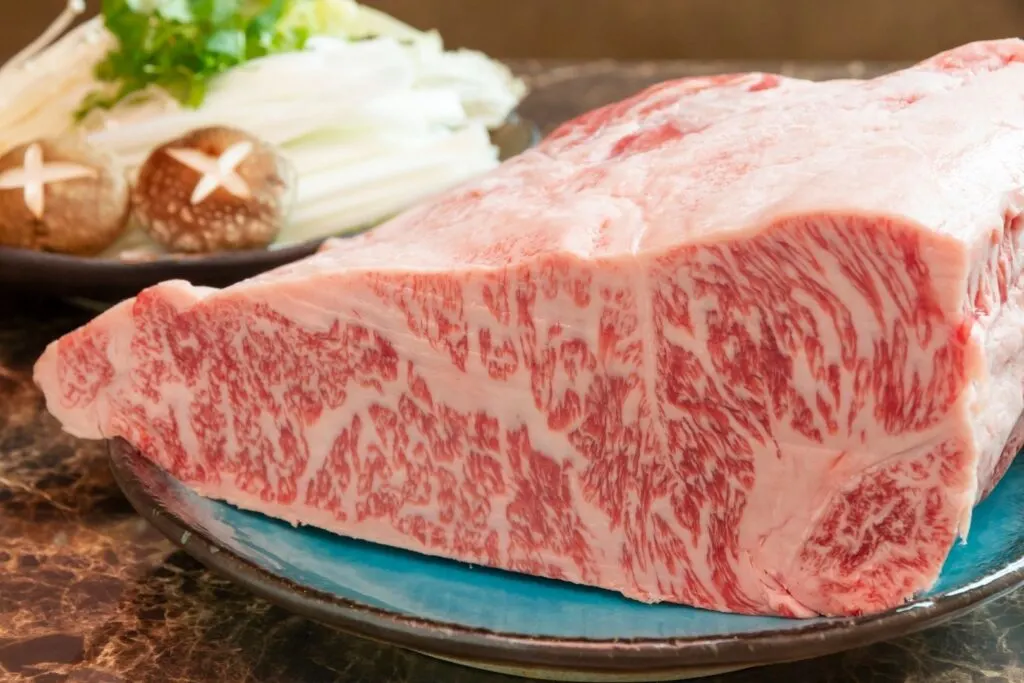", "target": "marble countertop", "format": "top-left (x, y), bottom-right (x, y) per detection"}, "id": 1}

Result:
top-left (1, 60), bottom-right (1022, 683)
